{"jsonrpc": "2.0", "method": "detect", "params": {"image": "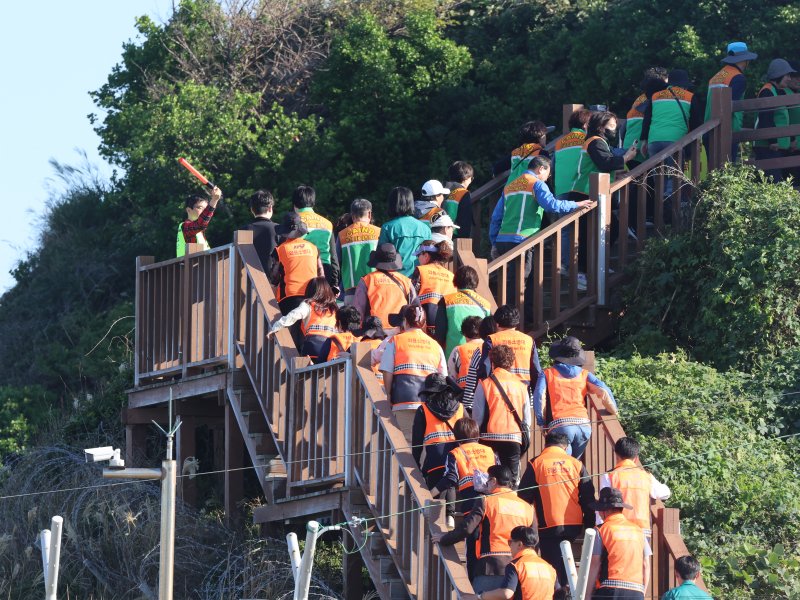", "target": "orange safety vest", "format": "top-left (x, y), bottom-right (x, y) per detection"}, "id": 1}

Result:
top-left (300, 303), bottom-right (337, 338)
top-left (362, 270), bottom-right (412, 328)
top-left (530, 445), bottom-right (585, 529)
top-left (416, 263), bottom-right (456, 305)
top-left (596, 513), bottom-right (646, 592)
top-left (420, 403), bottom-right (464, 475)
top-left (389, 328), bottom-right (442, 408)
top-left (451, 441), bottom-right (497, 492)
top-left (454, 338), bottom-right (483, 388)
top-left (510, 547), bottom-right (558, 600)
top-left (480, 368), bottom-right (529, 444)
top-left (543, 367), bottom-right (589, 428)
top-left (608, 458), bottom-right (653, 533)
top-left (275, 238), bottom-right (319, 301)
top-left (326, 331), bottom-right (361, 362)
top-left (478, 487), bottom-right (535, 559)
top-left (488, 330), bottom-right (535, 381)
